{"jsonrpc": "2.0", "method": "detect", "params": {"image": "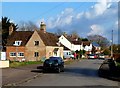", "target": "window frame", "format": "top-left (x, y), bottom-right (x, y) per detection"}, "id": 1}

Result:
top-left (34, 41), bottom-right (39, 46)
top-left (34, 52), bottom-right (39, 57)
top-left (10, 52), bottom-right (16, 57)
top-left (17, 52), bottom-right (24, 57)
